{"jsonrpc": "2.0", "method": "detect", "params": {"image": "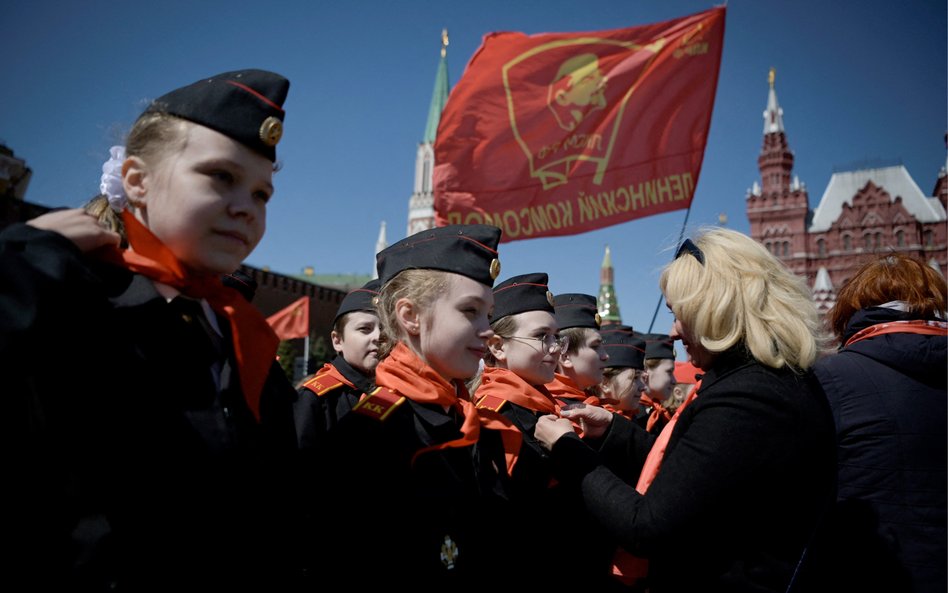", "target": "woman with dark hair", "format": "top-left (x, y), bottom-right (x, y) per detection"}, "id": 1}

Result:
top-left (813, 253), bottom-right (947, 593)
